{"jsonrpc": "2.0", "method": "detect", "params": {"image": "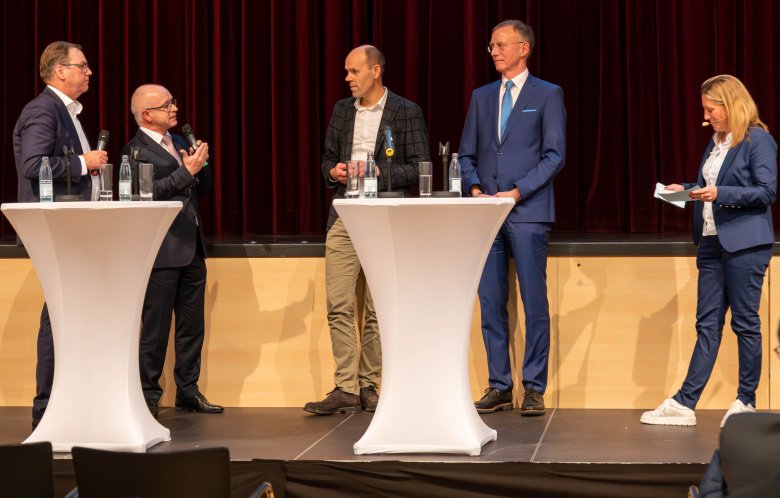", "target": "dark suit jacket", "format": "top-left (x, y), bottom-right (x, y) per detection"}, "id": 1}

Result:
top-left (684, 127), bottom-right (777, 252)
top-left (121, 129), bottom-right (211, 268)
top-left (321, 90), bottom-right (430, 230)
top-left (700, 413), bottom-right (780, 498)
top-left (459, 74), bottom-right (566, 223)
top-left (13, 86), bottom-right (94, 201)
